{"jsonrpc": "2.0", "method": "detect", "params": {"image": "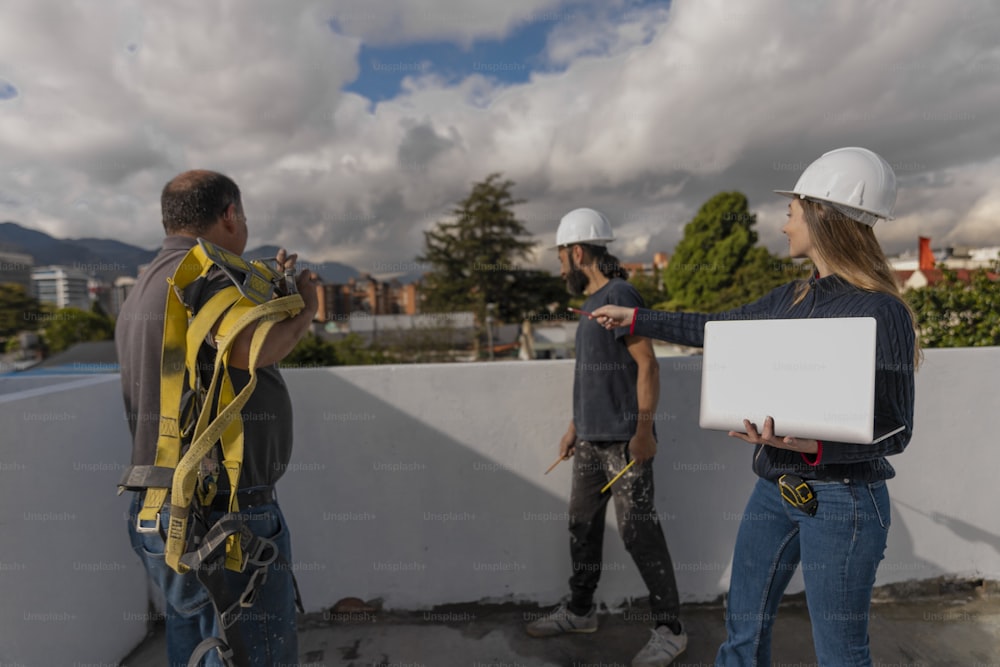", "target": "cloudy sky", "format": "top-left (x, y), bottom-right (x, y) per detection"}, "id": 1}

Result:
top-left (1, 0), bottom-right (998, 275)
